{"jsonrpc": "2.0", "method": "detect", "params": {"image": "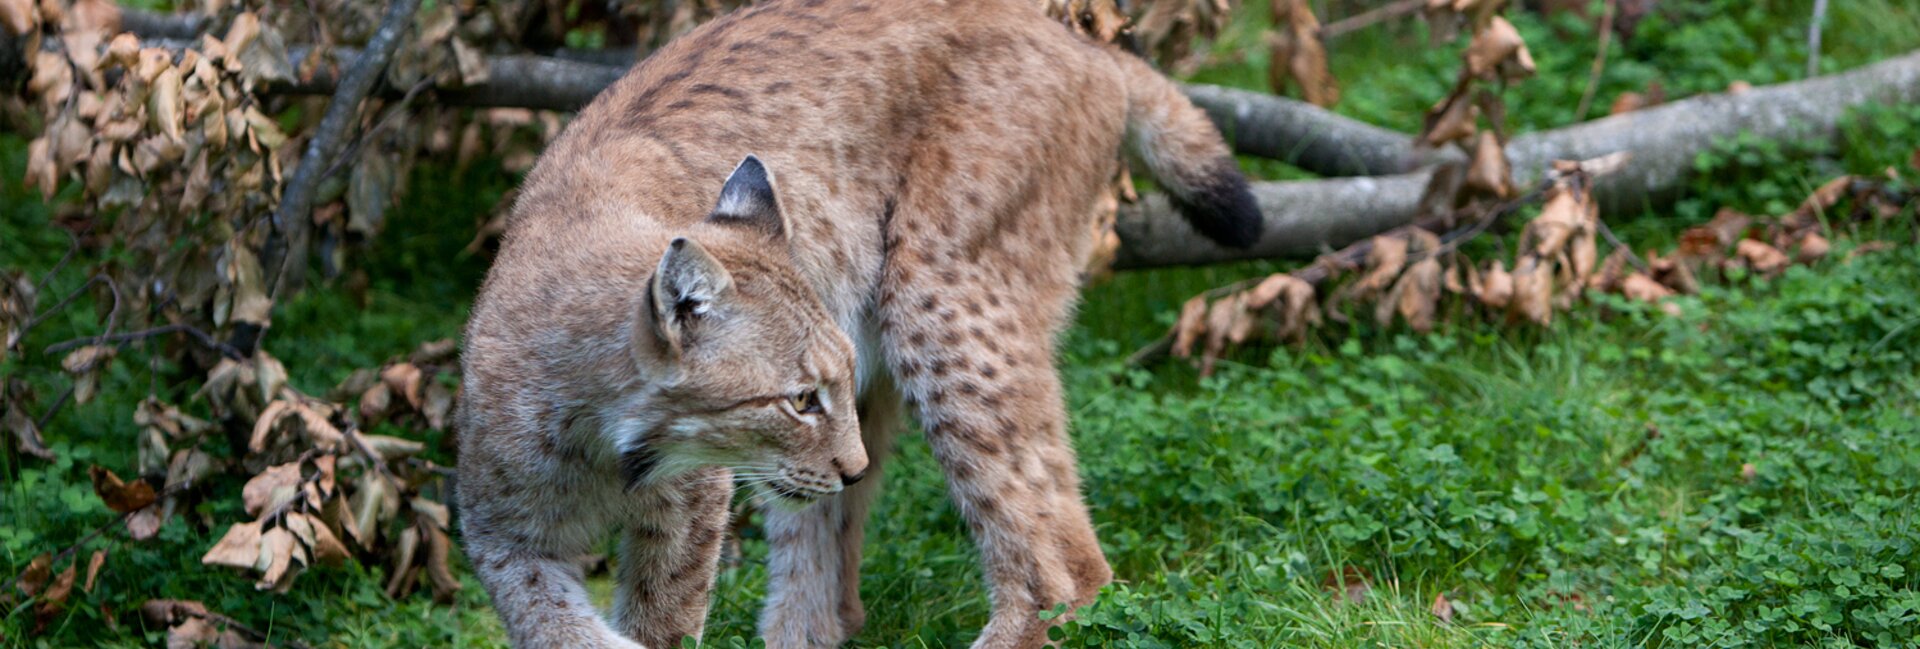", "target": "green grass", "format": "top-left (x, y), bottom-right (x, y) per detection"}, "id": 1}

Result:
top-left (6, 1), bottom-right (1920, 647)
